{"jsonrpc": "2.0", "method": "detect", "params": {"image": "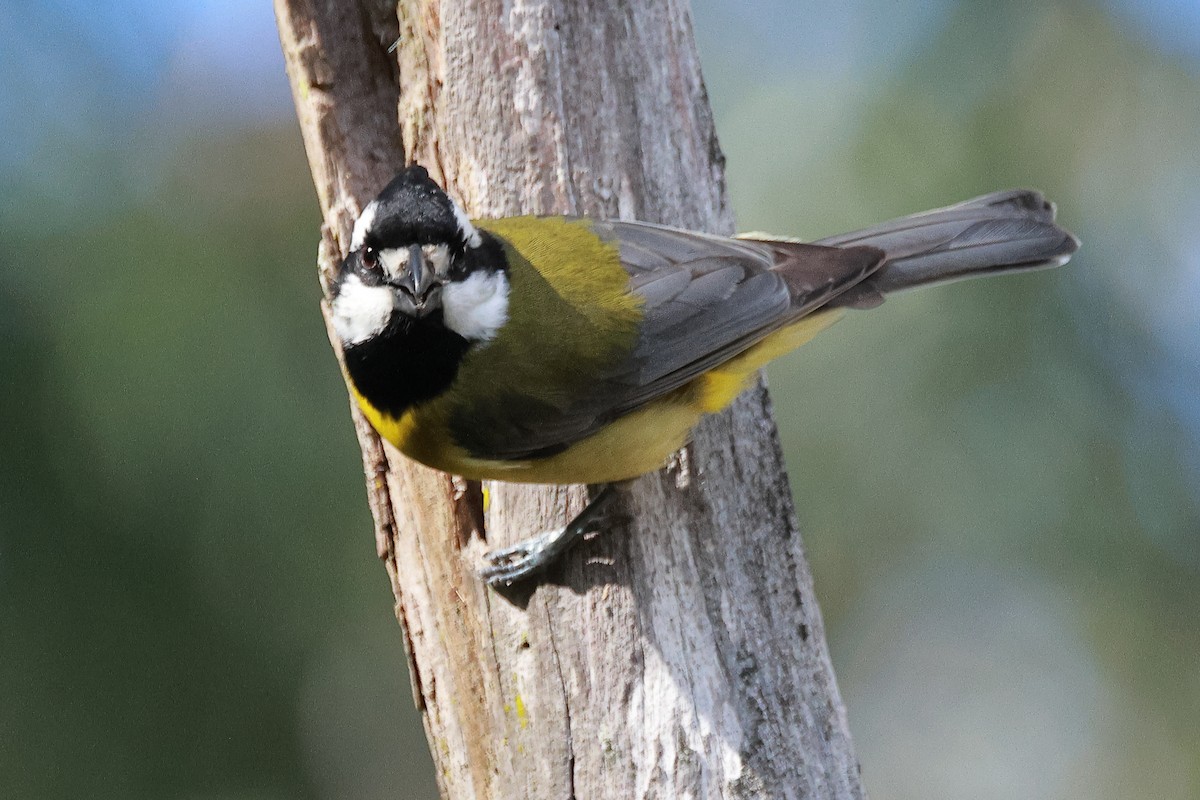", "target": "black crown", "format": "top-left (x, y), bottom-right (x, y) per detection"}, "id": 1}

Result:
top-left (367, 165), bottom-right (464, 250)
